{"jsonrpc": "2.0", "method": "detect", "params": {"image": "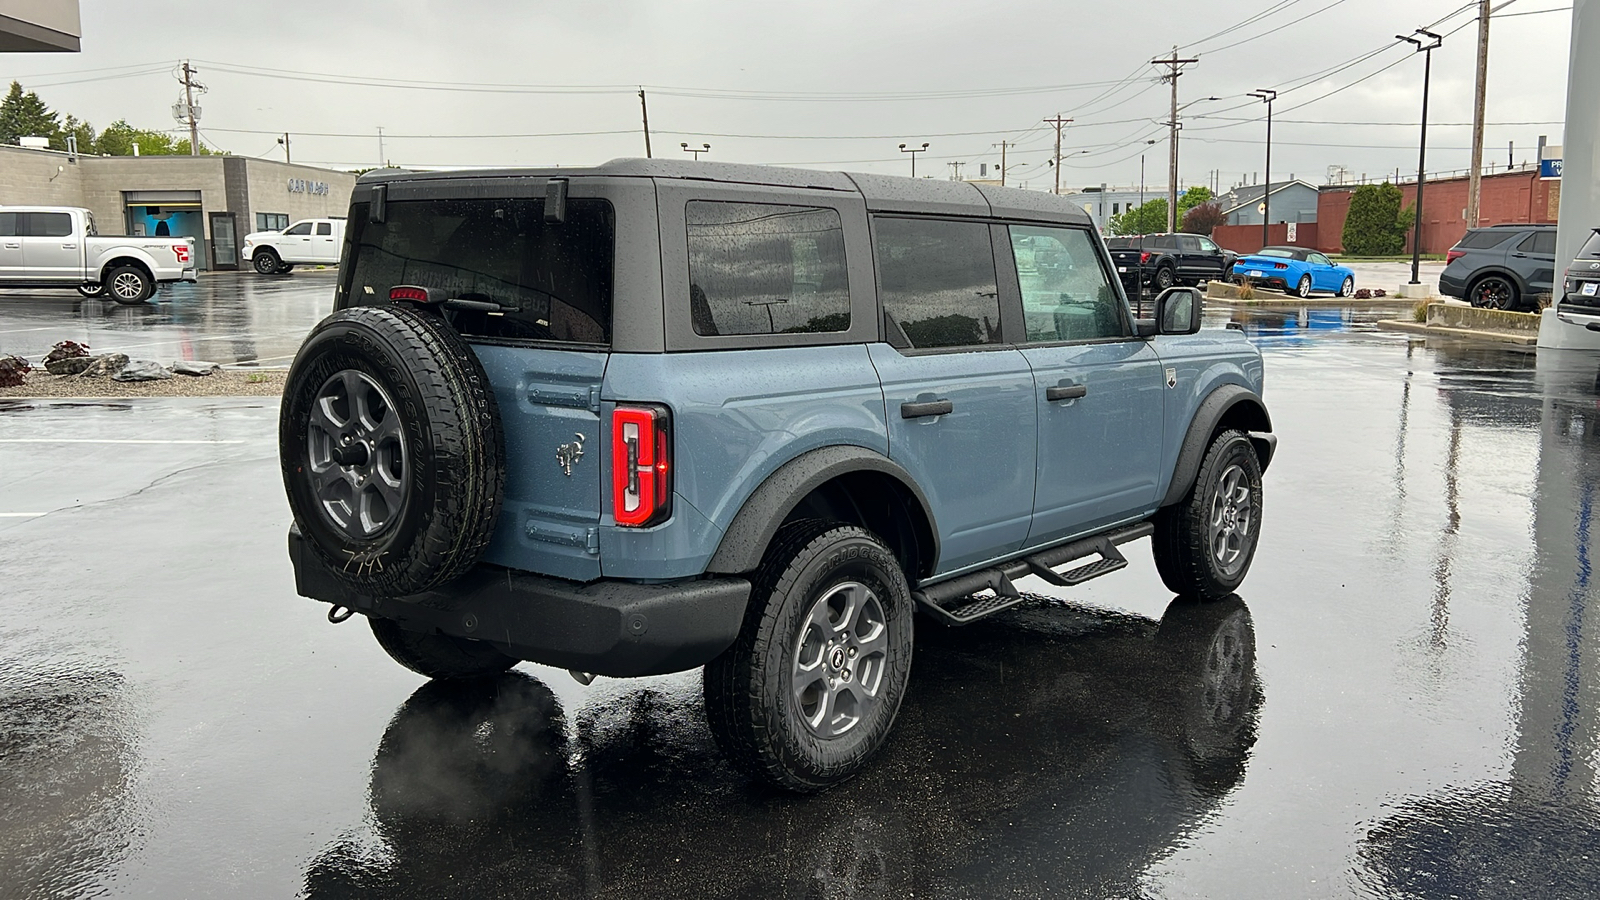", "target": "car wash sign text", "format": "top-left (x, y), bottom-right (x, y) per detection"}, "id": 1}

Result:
top-left (287, 178), bottom-right (331, 196)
